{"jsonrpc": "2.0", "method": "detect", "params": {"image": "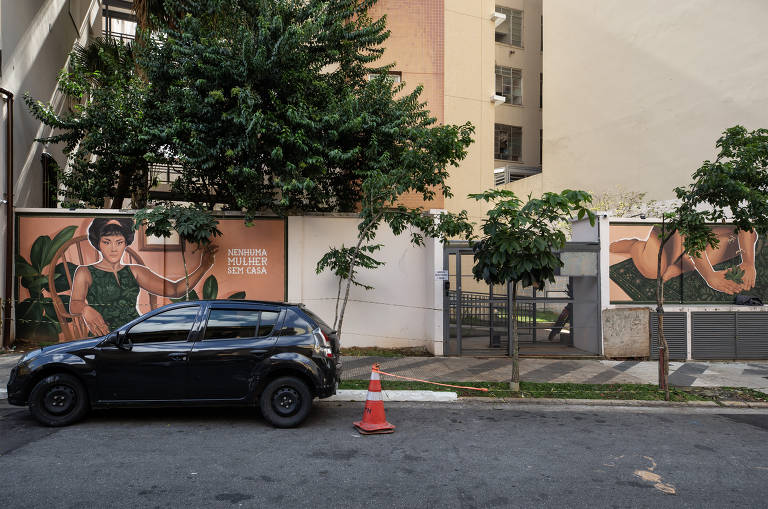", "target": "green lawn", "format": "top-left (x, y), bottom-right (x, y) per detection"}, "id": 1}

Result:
top-left (338, 380), bottom-right (768, 403)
